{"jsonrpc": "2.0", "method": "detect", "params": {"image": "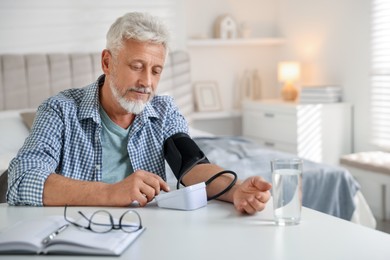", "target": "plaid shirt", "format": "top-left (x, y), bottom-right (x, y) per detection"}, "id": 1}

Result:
top-left (7, 76), bottom-right (188, 206)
